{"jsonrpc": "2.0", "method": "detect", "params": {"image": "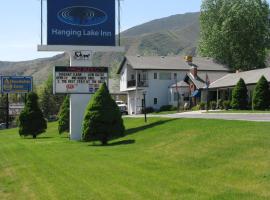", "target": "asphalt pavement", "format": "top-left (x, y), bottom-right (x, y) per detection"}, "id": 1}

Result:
top-left (126, 111), bottom-right (270, 122)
